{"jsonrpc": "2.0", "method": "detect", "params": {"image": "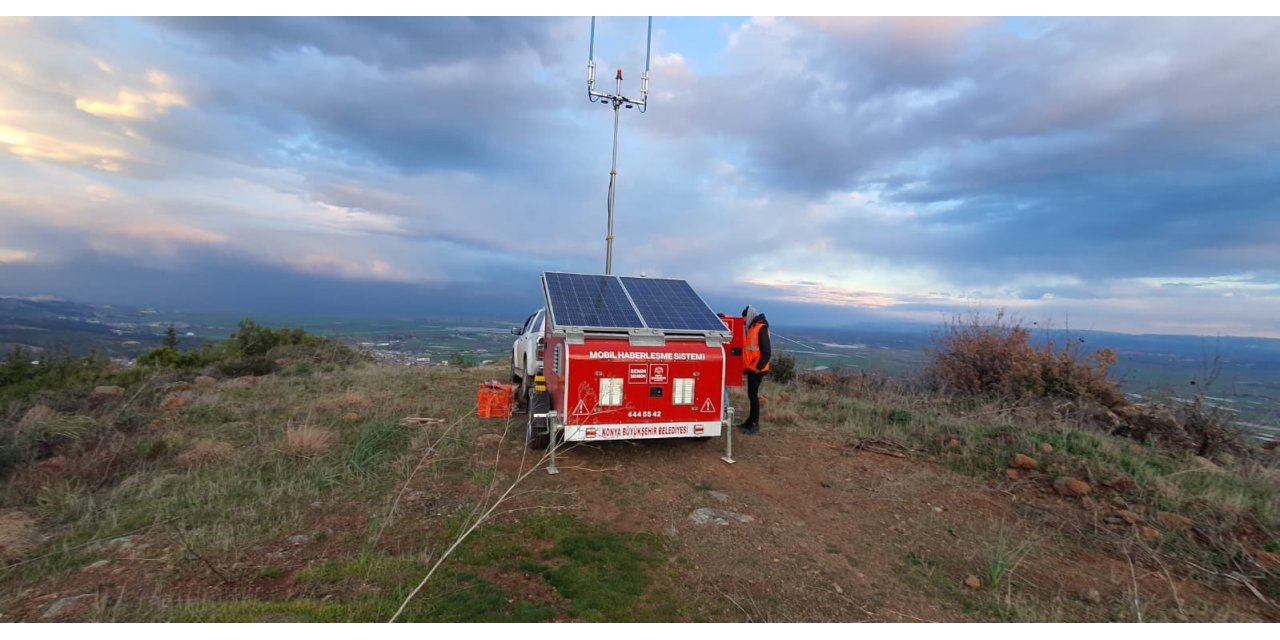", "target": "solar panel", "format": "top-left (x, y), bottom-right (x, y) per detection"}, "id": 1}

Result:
top-left (543, 272), bottom-right (644, 330)
top-left (619, 276), bottom-right (728, 332)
